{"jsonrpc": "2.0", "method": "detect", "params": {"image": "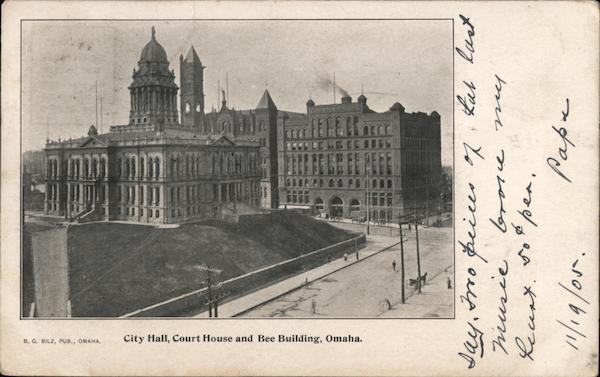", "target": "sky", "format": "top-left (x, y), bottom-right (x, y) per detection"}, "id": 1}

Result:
top-left (22, 20), bottom-right (453, 165)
